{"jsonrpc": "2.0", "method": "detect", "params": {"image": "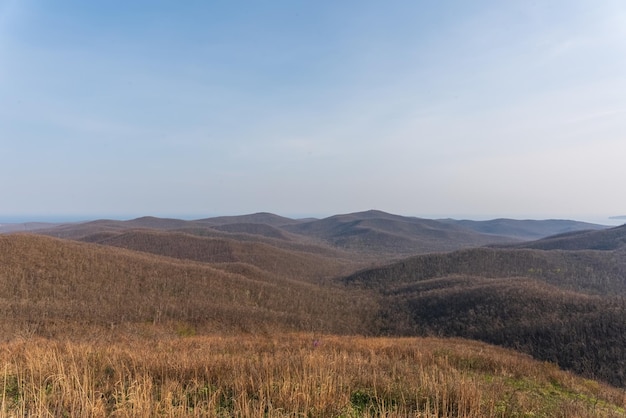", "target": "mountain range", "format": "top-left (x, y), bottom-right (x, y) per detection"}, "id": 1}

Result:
top-left (9, 209), bottom-right (611, 257)
top-left (2, 209), bottom-right (626, 390)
